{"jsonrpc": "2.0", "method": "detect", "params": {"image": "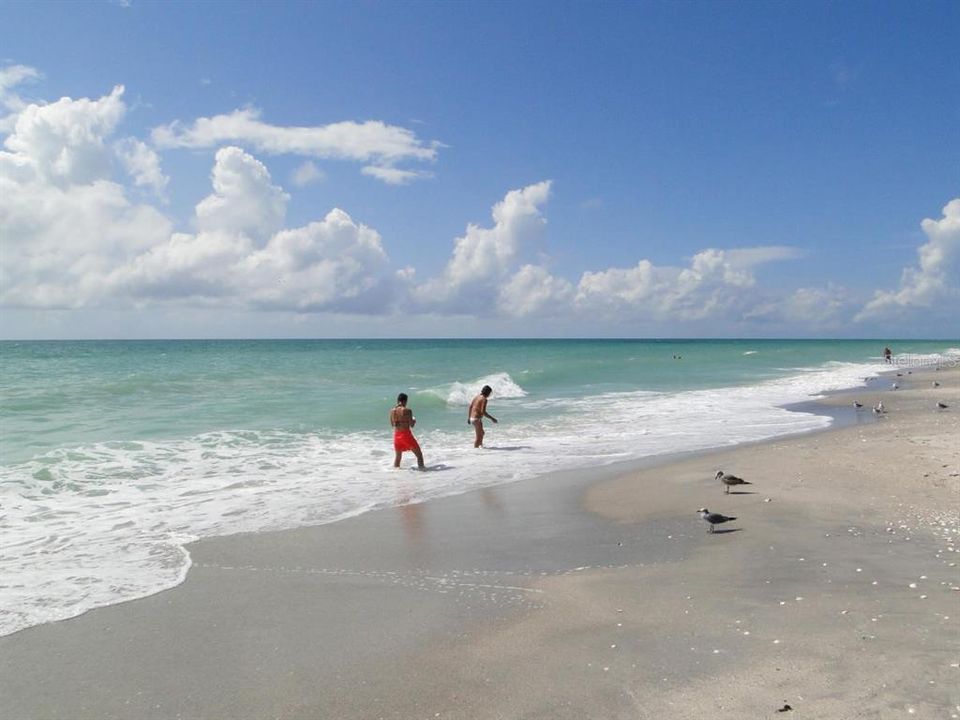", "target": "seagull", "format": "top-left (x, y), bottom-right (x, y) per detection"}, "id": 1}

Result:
top-left (698, 508), bottom-right (737, 533)
top-left (873, 401), bottom-right (885, 415)
top-left (716, 470), bottom-right (752, 493)
top-left (937, 402), bottom-right (949, 410)
top-left (853, 401), bottom-right (863, 409)
top-left (933, 381), bottom-right (940, 388)
top-left (891, 383), bottom-right (899, 390)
